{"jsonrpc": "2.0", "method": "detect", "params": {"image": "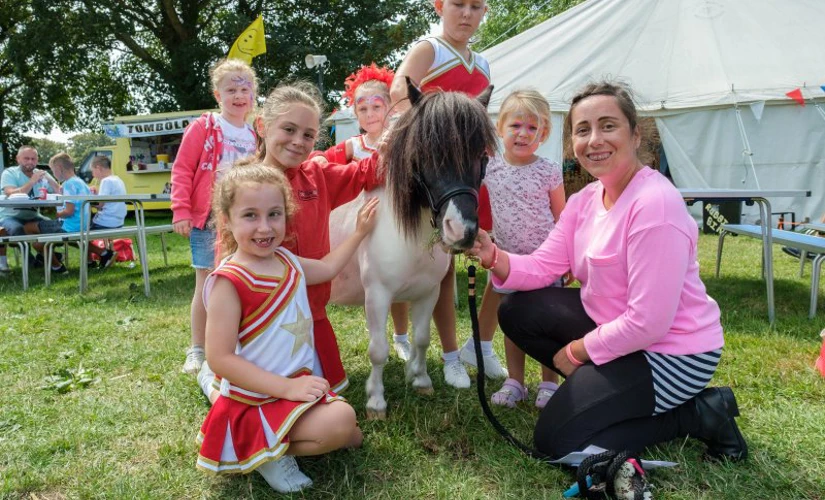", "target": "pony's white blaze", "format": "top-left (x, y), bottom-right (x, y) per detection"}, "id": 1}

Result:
top-left (329, 188), bottom-right (450, 418)
top-left (440, 199), bottom-right (474, 248)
